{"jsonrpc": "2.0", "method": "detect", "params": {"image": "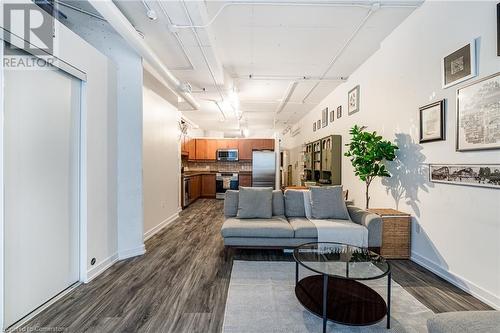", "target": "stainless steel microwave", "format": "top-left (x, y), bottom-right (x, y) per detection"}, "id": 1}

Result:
top-left (217, 149), bottom-right (238, 161)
